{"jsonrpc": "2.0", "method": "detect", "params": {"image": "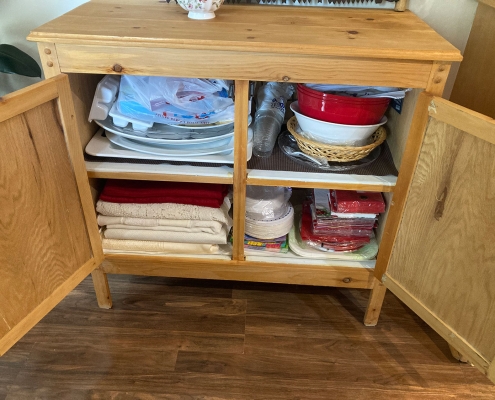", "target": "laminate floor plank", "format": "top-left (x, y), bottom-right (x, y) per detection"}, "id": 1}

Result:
top-left (6, 371), bottom-right (476, 400)
top-left (0, 276), bottom-right (493, 399)
top-left (21, 324), bottom-right (245, 354)
top-left (243, 334), bottom-right (453, 365)
top-left (39, 294), bottom-right (247, 335)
